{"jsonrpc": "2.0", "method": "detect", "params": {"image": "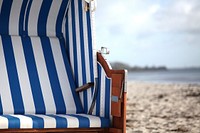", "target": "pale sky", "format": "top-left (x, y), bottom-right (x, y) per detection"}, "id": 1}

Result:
top-left (95, 0), bottom-right (200, 68)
